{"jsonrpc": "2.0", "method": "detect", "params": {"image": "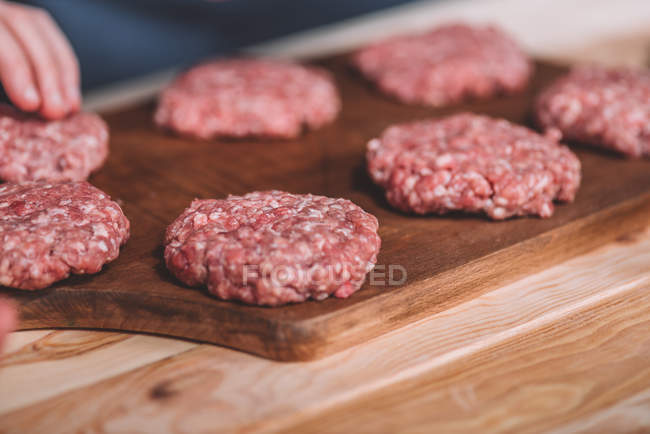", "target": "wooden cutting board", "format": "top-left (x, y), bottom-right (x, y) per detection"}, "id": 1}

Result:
top-left (2, 57), bottom-right (649, 361)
